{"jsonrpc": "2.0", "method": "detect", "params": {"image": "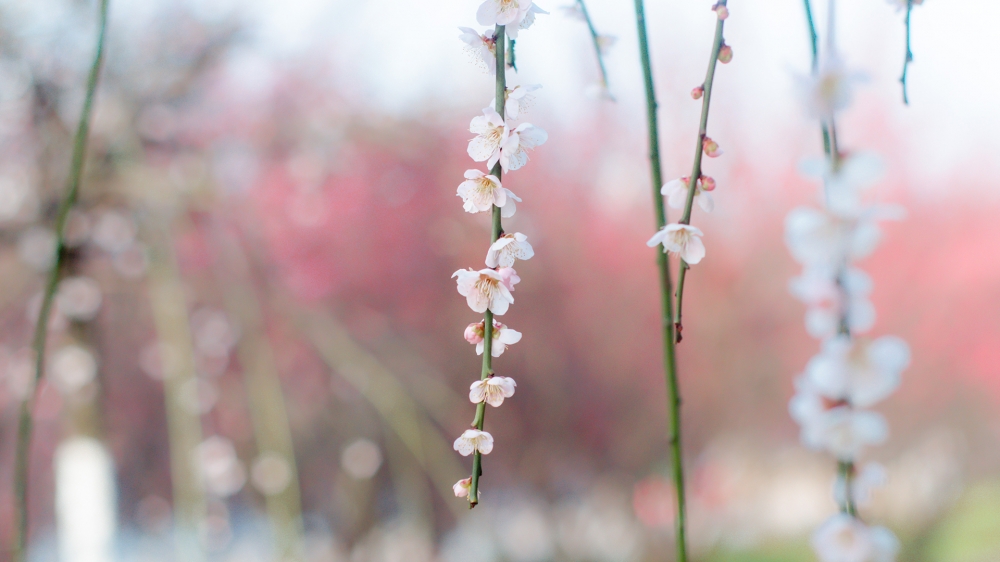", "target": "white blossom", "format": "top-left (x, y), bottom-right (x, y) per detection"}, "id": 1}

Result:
top-left (806, 335), bottom-right (910, 408)
top-left (802, 406), bottom-right (888, 461)
top-left (811, 513), bottom-right (874, 562)
top-left (499, 122), bottom-right (548, 172)
top-left (498, 267), bottom-right (521, 292)
top-left (453, 429), bottom-right (494, 456)
top-left (453, 268), bottom-right (515, 315)
top-left (468, 319), bottom-right (523, 357)
top-left (457, 169), bottom-right (520, 217)
top-left (662, 177), bottom-right (714, 213)
top-left (453, 477), bottom-right (473, 498)
top-left (785, 207), bottom-right (897, 270)
top-left (470, 375), bottom-right (517, 406)
top-left (476, 0), bottom-right (546, 38)
top-left (799, 53), bottom-right (865, 122)
top-left (486, 232), bottom-right (534, 268)
top-left (458, 27), bottom-right (497, 74)
top-left (646, 224), bottom-right (706, 264)
top-left (516, 4), bottom-right (548, 36)
top-left (497, 82), bottom-right (541, 120)
top-left (468, 107), bottom-right (509, 169)
top-left (789, 267), bottom-right (876, 338)
top-left (800, 152), bottom-right (884, 217)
